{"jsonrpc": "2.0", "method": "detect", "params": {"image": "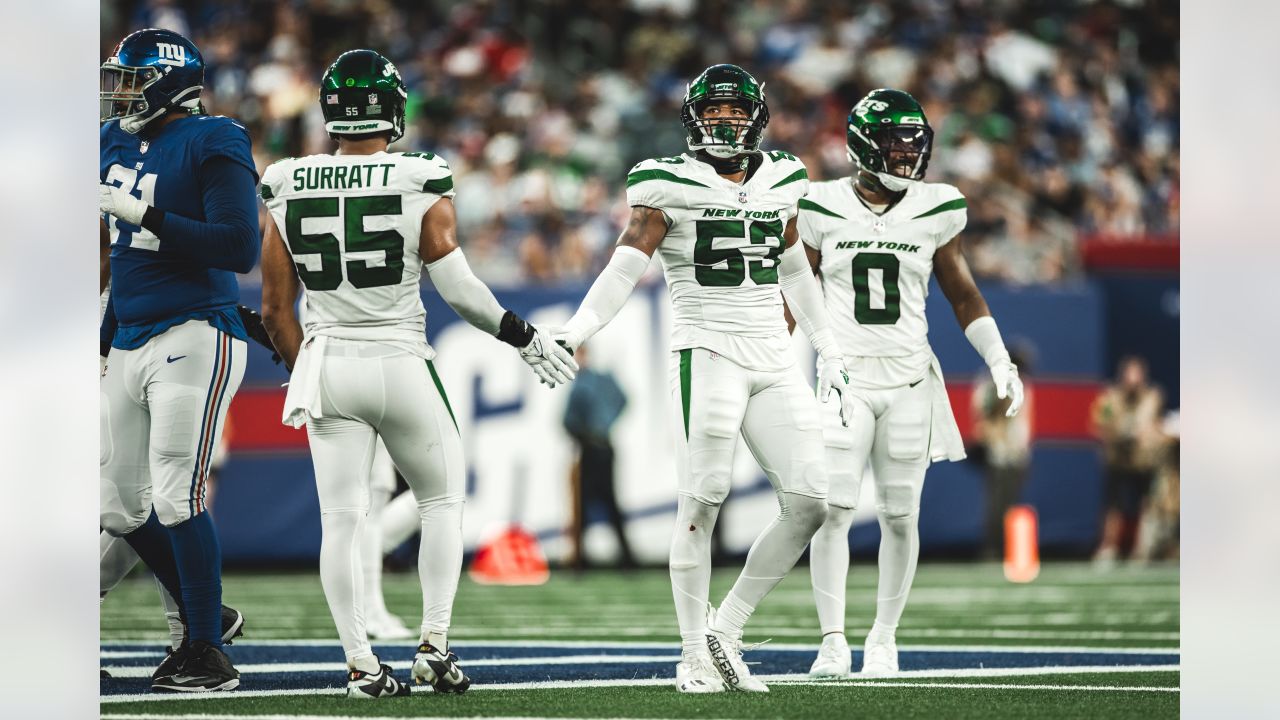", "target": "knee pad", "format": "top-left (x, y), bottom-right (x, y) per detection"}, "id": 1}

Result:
top-left (670, 497), bottom-right (720, 568)
top-left (876, 483), bottom-right (921, 521)
top-left (100, 481), bottom-right (150, 536)
top-left (779, 492), bottom-right (829, 534)
top-left (823, 503), bottom-right (857, 533)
